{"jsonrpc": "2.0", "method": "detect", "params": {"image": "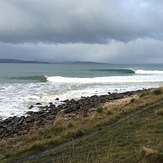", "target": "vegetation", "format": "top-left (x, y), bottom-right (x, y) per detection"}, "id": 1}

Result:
top-left (0, 87), bottom-right (163, 162)
top-left (155, 108), bottom-right (163, 116)
top-left (139, 90), bottom-right (150, 98)
top-left (153, 88), bottom-right (163, 95)
top-left (130, 98), bottom-right (135, 103)
top-left (96, 106), bottom-right (103, 113)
